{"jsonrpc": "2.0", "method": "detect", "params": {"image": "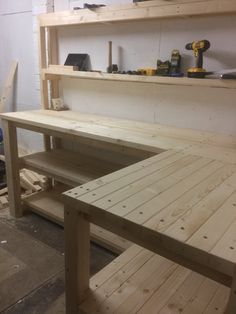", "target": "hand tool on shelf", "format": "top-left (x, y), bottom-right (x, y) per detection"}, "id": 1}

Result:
top-left (107, 41), bottom-right (118, 73)
top-left (169, 49), bottom-right (184, 77)
top-left (64, 54), bottom-right (90, 71)
top-left (156, 60), bottom-right (171, 76)
top-left (206, 68), bottom-right (236, 79)
top-left (185, 40), bottom-right (211, 78)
